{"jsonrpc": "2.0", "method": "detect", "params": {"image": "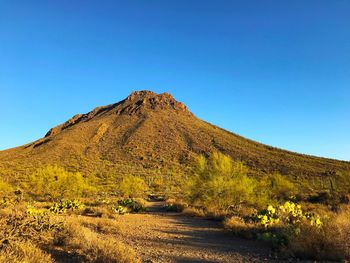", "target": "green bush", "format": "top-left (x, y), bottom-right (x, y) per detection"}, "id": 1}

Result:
top-left (254, 202), bottom-right (321, 228)
top-left (288, 208), bottom-right (350, 261)
top-left (335, 171), bottom-right (350, 194)
top-left (50, 199), bottom-right (85, 214)
top-left (26, 166), bottom-right (92, 200)
top-left (186, 152), bottom-right (257, 212)
top-left (120, 175), bottom-right (148, 198)
top-left (0, 197), bottom-right (11, 208)
top-left (265, 173), bottom-right (295, 200)
top-left (0, 179), bottom-right (13, 197)
top-left (26, 204), bottom-right (46, 218)
top-left (112, 205), bottom-right (128, 215)
top-left (112, 199), bottom-right (146, 214)
top-left (225, 202), bottom-right (322, 248)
